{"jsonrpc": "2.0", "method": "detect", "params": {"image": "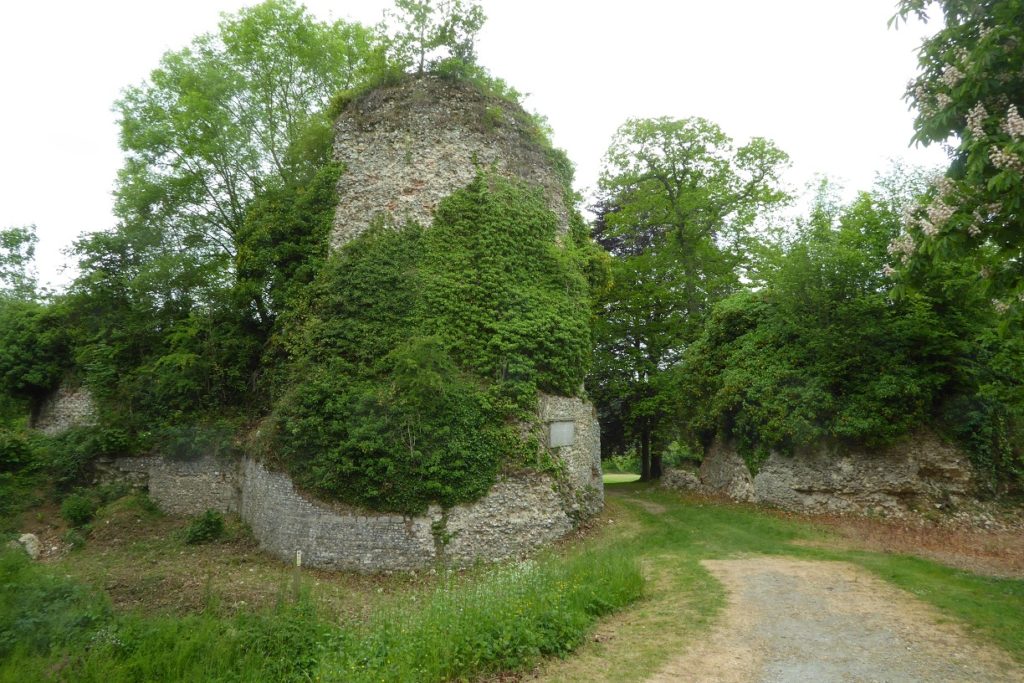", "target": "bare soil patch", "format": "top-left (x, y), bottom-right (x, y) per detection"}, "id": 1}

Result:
top-left (648, 557), bottom-right (1024, 683)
